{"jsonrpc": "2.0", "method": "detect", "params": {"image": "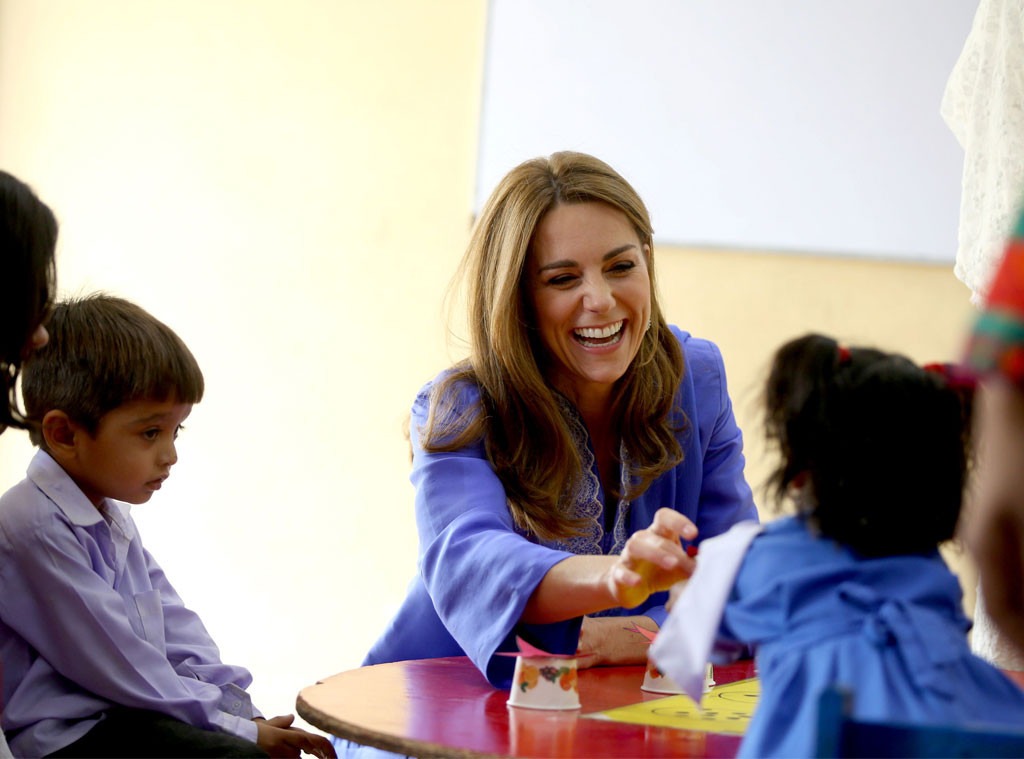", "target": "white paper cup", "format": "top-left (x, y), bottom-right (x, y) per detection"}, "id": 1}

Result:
top-left (641, 661), bottom-right (714, 695)
top-left (507, 655), bottom-right (581, 710)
